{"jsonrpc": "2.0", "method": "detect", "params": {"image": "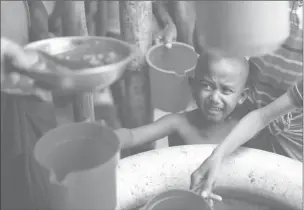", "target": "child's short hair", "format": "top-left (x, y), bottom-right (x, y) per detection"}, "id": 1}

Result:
top-left (196, 53), bottom-right (256, 83)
